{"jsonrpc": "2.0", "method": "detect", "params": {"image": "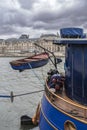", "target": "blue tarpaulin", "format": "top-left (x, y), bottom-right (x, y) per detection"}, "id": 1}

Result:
top-left (60, 27), bottom-right (83, 38)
